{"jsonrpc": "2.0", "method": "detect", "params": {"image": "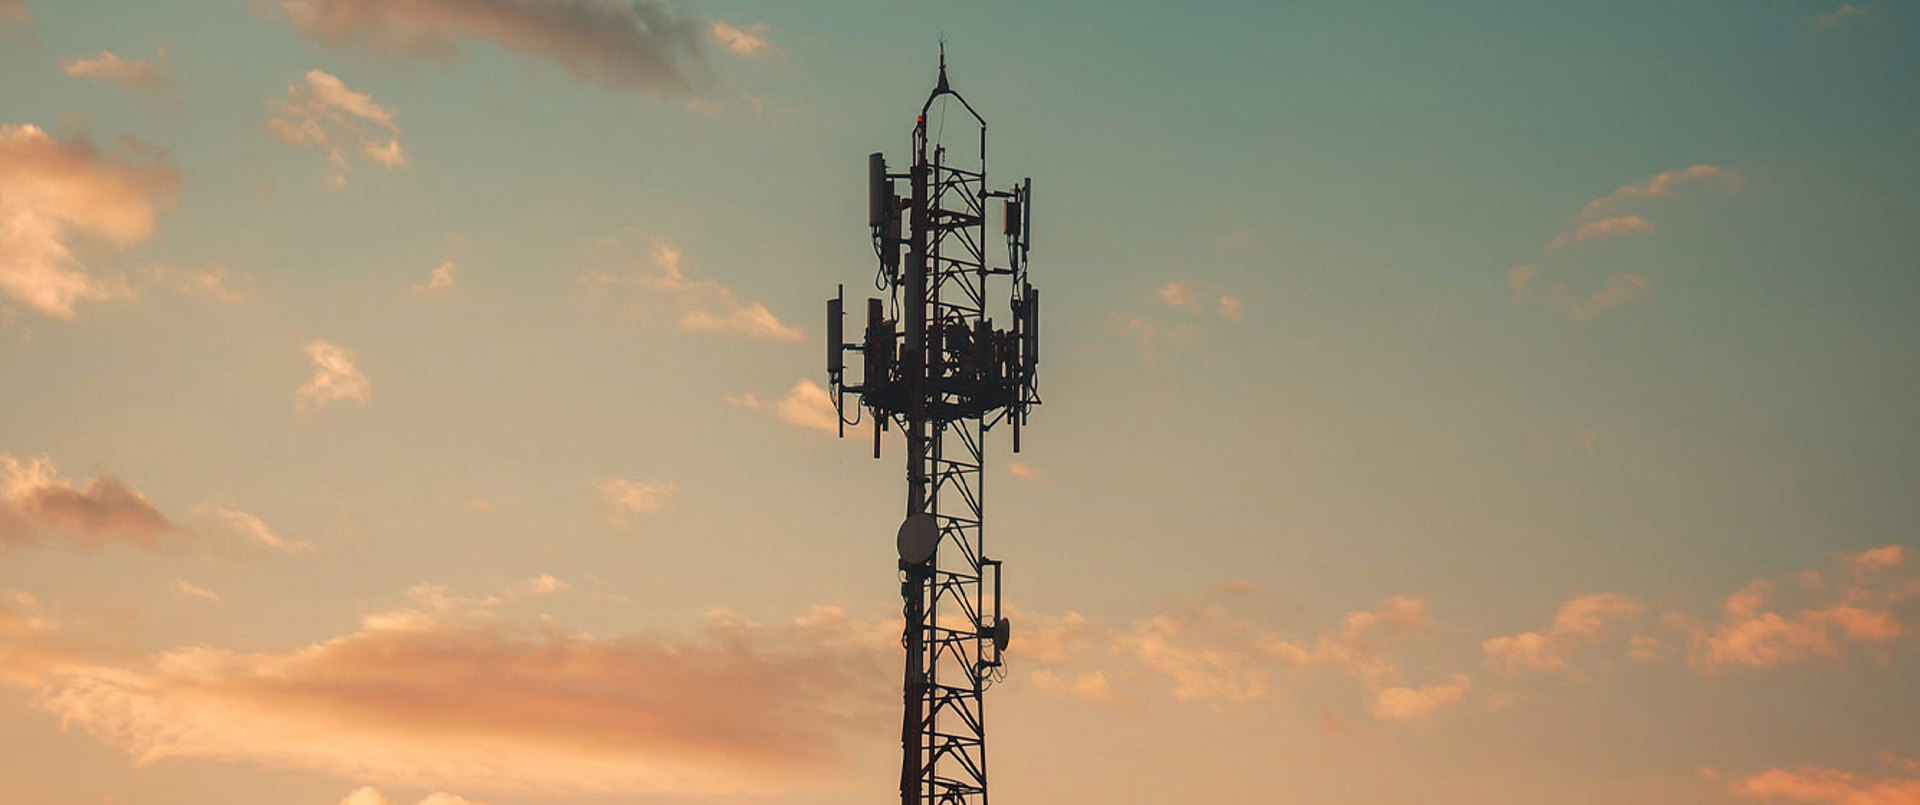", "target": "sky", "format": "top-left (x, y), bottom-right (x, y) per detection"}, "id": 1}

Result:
top-left (2, 1), bottom-right (1919, 804)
